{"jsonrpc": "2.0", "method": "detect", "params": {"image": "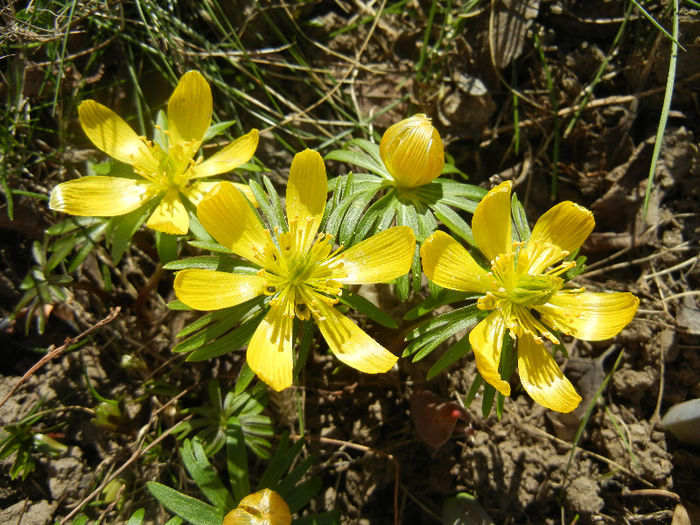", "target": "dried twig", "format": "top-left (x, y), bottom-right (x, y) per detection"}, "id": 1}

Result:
top-left (0, 307), bottom-right (122, 411)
